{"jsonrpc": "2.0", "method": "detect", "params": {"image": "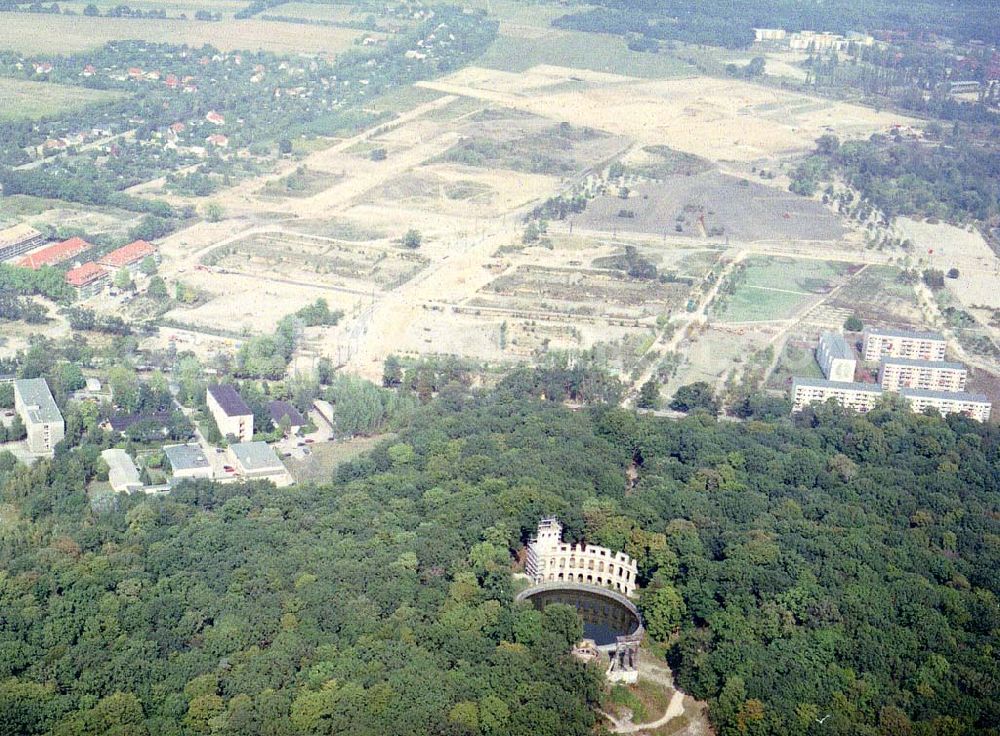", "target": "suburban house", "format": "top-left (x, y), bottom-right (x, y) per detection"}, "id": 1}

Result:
top-left (13, 378), bottom-right (65, 456)
top-left (97, 239), bottom-right (159, 277)
top-left (268, 400), bottom-right (305, 434)
top-left (0, 223), bottom-right (45, 262)
top-left (207, 384), bottom-right (254, 442)
top-left (18, 237), bottom-right (92, 270)
top-left (65, 262), bottom-right (109, 299)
